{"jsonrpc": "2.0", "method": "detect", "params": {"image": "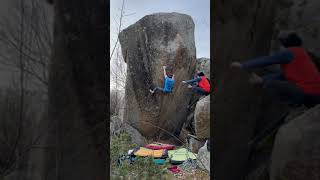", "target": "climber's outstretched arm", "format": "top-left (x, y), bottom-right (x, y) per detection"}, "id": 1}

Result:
top-left (262, 72), bottom-right (285, 82)
top-left (172, 74), bottom-right (175, 80)
top-left (182, 77), bottom-right (201, 84)
top-left (242, 50), bottom-right (294, 69)
top-left (163, 66), bottom-right (167, 78)
top-left (231, 50), bottom-right (294, 69)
